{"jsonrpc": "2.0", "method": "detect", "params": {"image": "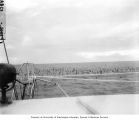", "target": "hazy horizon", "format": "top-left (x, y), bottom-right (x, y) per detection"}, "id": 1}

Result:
top-left (0, 0), bottom-right (139, 64)
top-left (11, 60), bottom-right (139, 65)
